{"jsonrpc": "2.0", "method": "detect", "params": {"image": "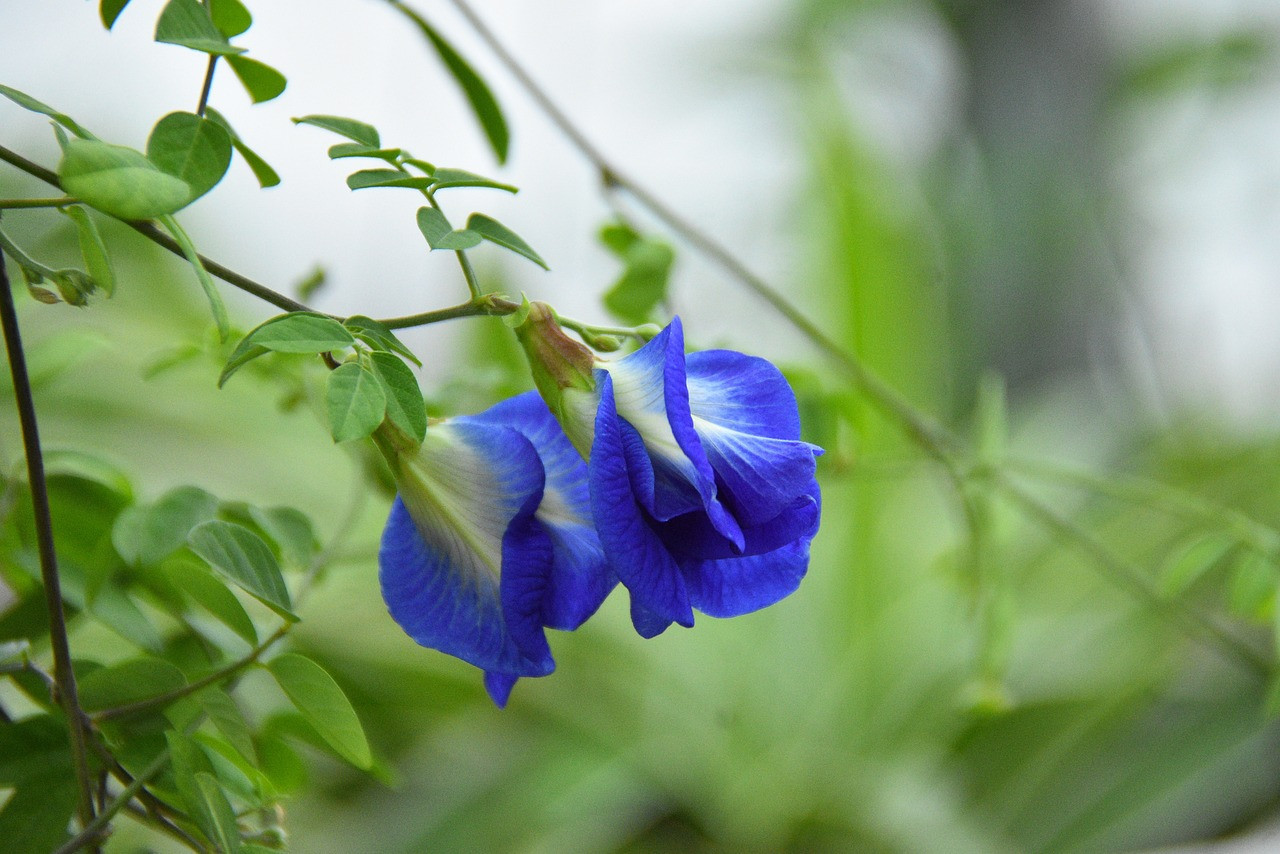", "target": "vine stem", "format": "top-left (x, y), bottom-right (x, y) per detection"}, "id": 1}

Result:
top-left (94, 623), bottom-right (290, 722)
top-left (196, 55), bottom-right (218, 117)
top-left (0, 222), bottom-right (98, 833)
top-left (0, 196), bottom-right (76, 209)
top-left (52, 751), bottom-right (171, 854)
